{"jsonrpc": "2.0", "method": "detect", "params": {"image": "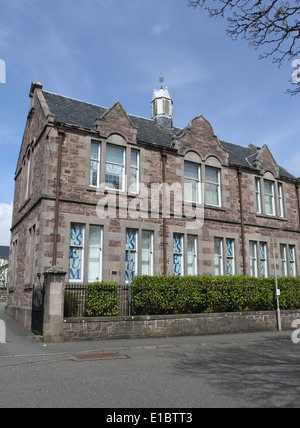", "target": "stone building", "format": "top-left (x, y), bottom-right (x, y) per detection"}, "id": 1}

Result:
top-left (6, 81), bottom-right (300, 328)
